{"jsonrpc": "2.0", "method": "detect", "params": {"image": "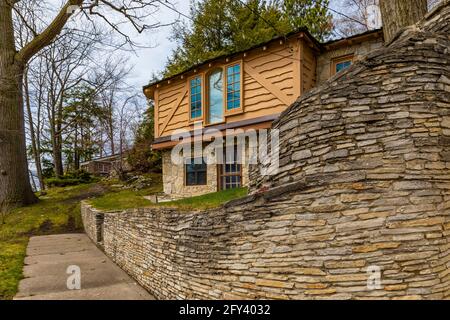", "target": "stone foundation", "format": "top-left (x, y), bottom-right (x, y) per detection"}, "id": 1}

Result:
top-left (162, 147), bottom-right (250, 198)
